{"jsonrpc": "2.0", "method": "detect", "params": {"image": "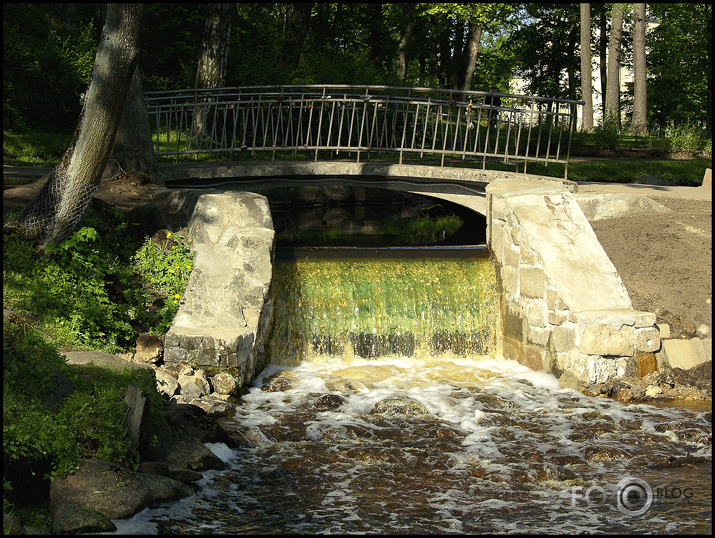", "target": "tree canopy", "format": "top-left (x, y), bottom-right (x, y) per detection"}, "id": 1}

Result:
top-left (3, 3), bottom-right (712, 134)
